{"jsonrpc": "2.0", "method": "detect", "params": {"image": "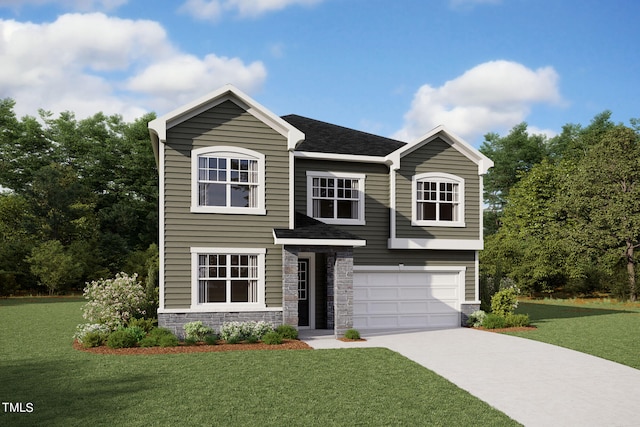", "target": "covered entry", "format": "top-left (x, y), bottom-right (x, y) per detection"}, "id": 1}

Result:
top-left (353, 266), bottom-right (465, 329)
